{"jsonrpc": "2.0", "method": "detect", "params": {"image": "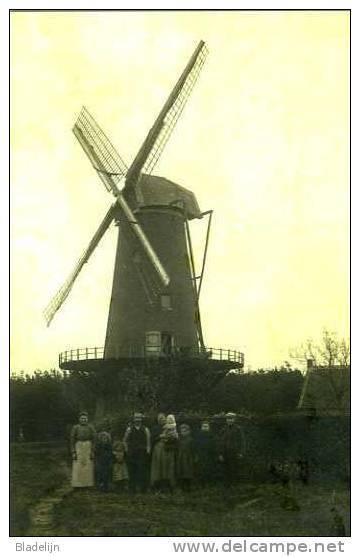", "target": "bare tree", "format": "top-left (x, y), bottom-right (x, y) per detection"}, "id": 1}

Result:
top-left (290, 328), bottom-right (350, 367)
top-left (338, 338), bottom-right (350, 366)
top-left (293, 329), bottom-right (350, 412)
